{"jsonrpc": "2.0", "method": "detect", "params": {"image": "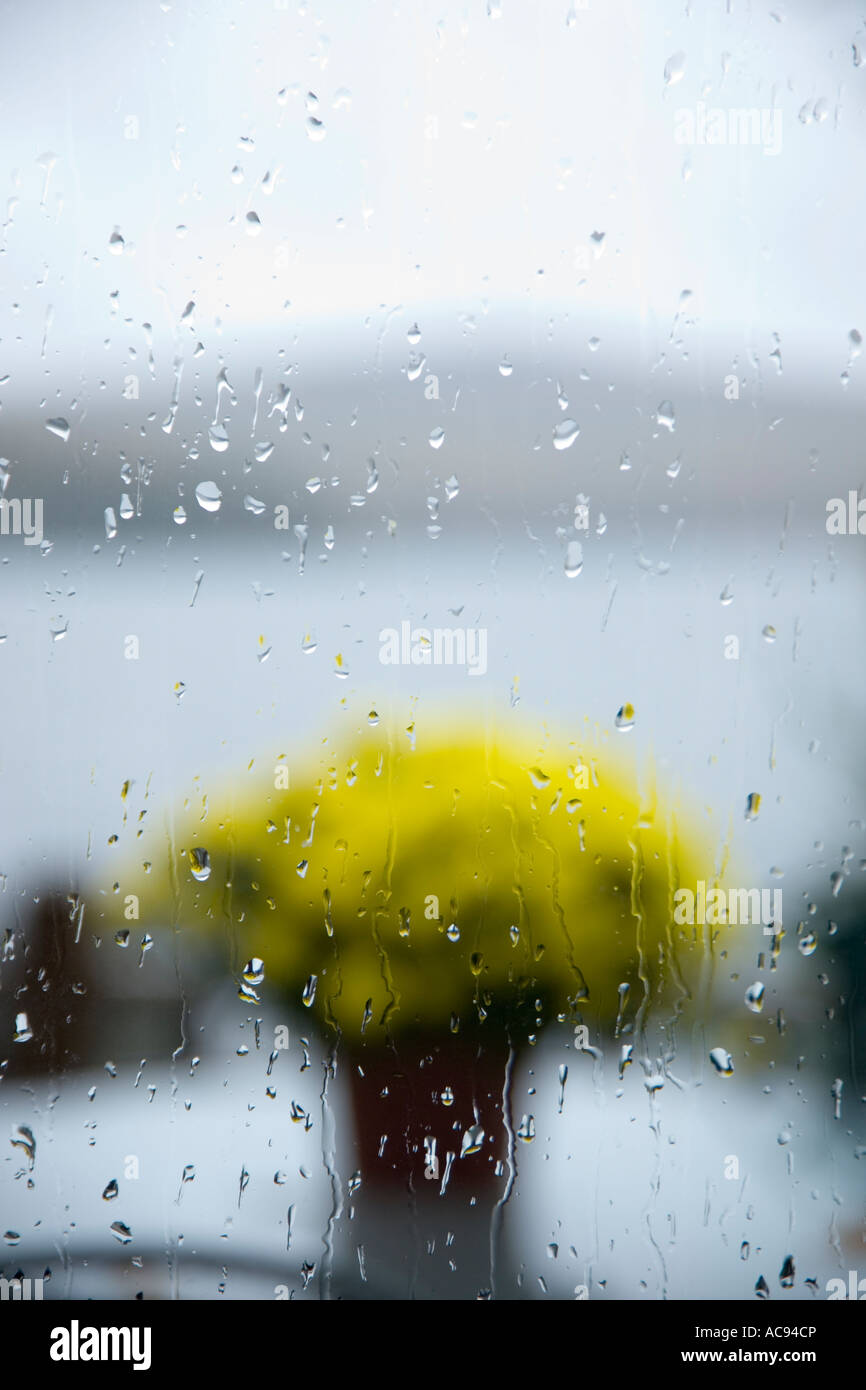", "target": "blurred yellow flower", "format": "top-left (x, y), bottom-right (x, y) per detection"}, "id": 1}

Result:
top-left (99, 725), bottom-right (719, 1045)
